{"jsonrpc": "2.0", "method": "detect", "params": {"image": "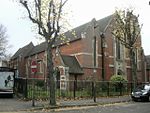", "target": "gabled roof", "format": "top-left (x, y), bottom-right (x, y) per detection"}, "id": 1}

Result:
top-left (54, 22), bottom-right (90, 46)
top-left (54, 14), bottom-right (113, 46)
top-left (12, 14), bottom-right (113, 58)
top-left (61, 55), bottom-right (84, 75)
top-left (11, 42), bottom-right (34, 60)
top-left (28, 42), bottom-right (47, 56)
top-left (97, 14), bottom-right (113, 32)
